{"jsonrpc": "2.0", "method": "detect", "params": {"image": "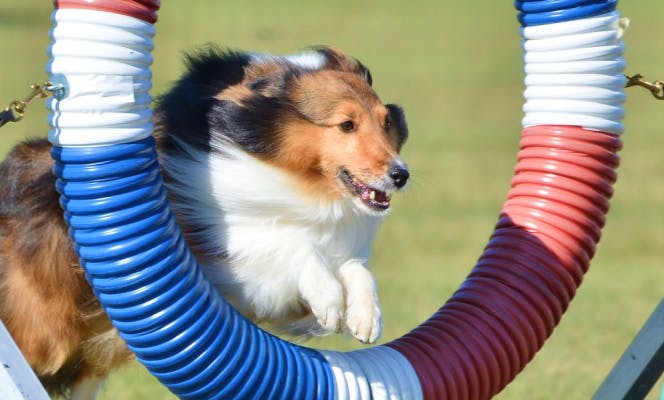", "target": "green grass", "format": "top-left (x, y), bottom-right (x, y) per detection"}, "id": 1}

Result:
top-left (1, 1), bottom-right (663, 399)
